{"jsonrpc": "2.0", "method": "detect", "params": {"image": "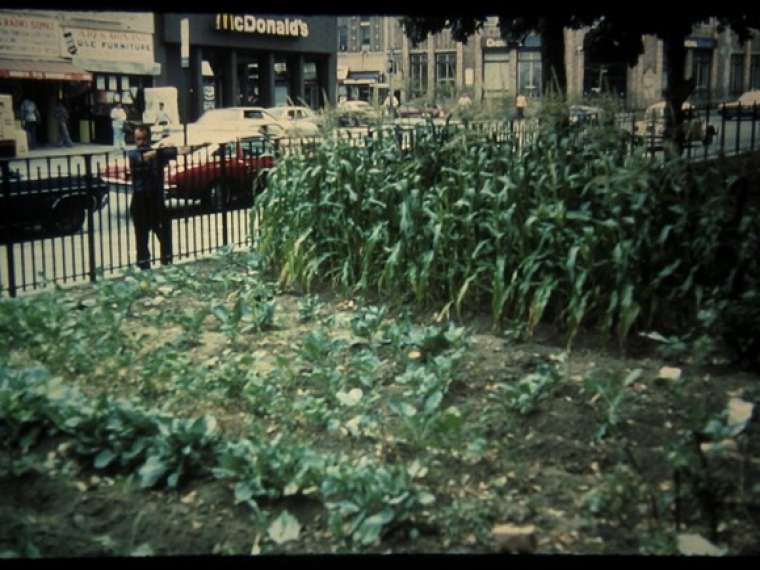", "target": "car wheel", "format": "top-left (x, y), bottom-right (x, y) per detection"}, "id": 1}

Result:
top-left (50, 199), bottom-right (86, 234)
